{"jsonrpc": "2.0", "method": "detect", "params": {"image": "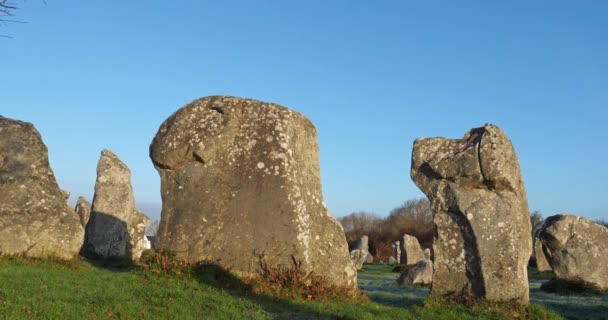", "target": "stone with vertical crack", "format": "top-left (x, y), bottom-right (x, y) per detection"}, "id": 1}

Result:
top-left (0, 116), bottom-right (84, 258)
top-left (411, 123), bottom-right (532, 304)
top-left (149, 96), bottom-right (357, 288)
top-left (81, 150), bottom-right (150, 260)
top-left (539, 214), bottom-right (608, 291)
